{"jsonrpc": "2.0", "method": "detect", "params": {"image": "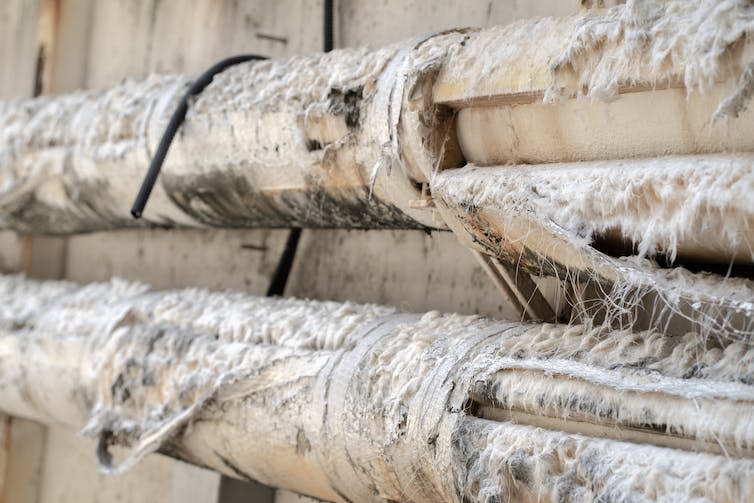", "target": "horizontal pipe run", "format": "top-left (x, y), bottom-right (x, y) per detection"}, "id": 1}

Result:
top-left (0, 275), bottom-right (752, 501)
top-left (0, 39), bottom-right (461, 233)
top-left (3, 2), bottom-right (754, 238)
